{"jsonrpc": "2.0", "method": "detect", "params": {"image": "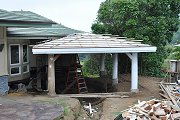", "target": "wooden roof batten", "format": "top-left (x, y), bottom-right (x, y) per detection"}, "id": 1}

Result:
top-left (32, 33), bottom-right (157, 54)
